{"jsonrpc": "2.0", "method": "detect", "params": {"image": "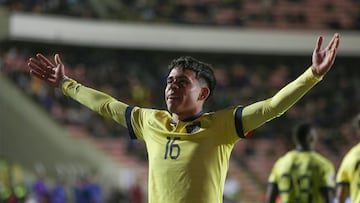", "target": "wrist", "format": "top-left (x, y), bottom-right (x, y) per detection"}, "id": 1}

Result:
top-left (310, 66), bottom-right (324, 80)
top-left (59, 75), bottom-right (70, 88)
